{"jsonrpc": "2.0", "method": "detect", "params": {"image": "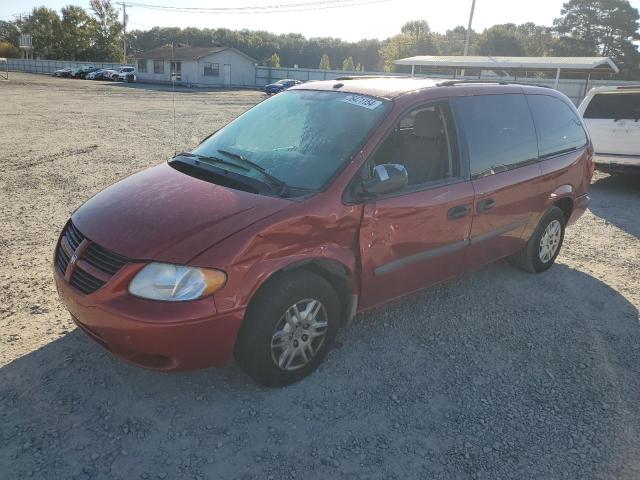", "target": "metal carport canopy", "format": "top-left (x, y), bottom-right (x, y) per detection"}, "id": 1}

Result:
top-left (394, 55), bottom-right (619, 87)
